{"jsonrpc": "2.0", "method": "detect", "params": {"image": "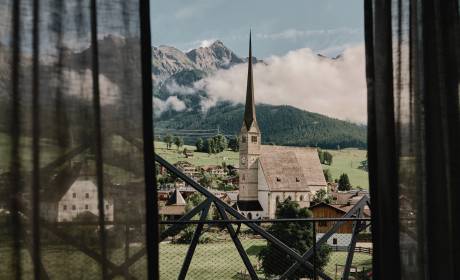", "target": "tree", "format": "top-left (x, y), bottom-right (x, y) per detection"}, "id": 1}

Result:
top-left (323, 151), bottom-right (333, 165)
top-left (338, 173), bottom-right (352, 191)
top-left (164, 134), bottom-right (173, 149)
top-left (312, 189), bottom-right (331, 205)
top-left (214, 134), bottom-right (228, 152)
top-left (317, 148), bottom-right (325, 164)
top-left (258, 200), bottom-right (331, 278)
top-left (323, 169), bottom-right (333, 183)
top-left (202, 134), bottom-right (228, 154)
top-left (228, 136), bottom-right (239, 152)
top-left (195, 138), bottom-right (204, 152)
top-left (173, 136), bottom-right (184, 150)
top-left (198, 171), bottom-right (216, 189)
top-left (183, 148), bottom-right (191, 158)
